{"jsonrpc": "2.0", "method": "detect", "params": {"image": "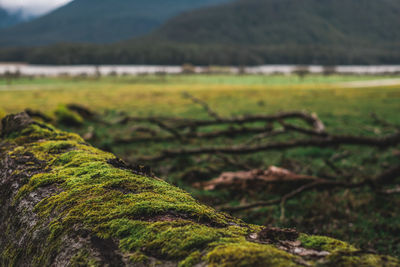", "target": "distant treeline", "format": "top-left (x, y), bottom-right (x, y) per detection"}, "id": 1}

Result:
top-left (1, 42), bottom-right (400, 66)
